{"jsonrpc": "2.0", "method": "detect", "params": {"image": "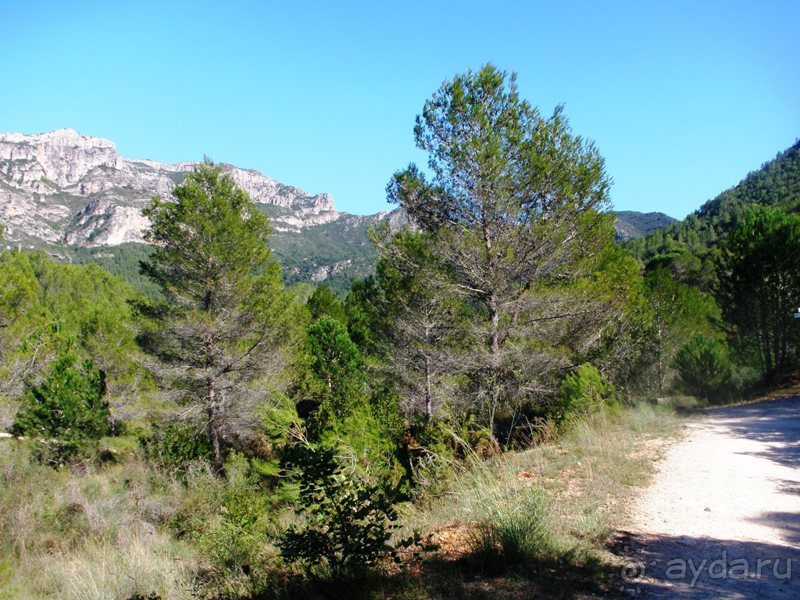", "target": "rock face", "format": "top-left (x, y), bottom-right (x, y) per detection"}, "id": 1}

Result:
top-left (0, 129), bottom-right (347, 247)
top-left (614, 210), bottom-right (677, 241)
